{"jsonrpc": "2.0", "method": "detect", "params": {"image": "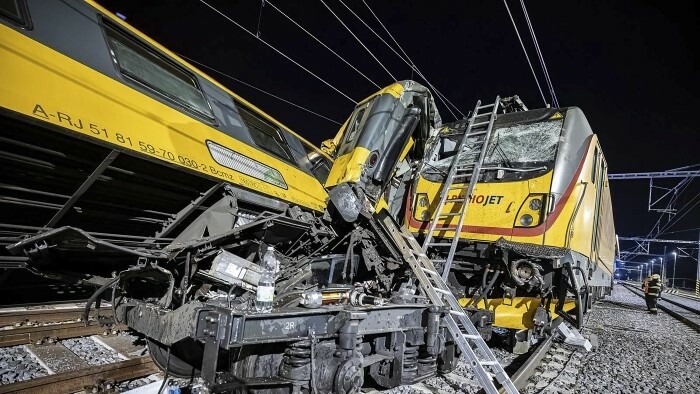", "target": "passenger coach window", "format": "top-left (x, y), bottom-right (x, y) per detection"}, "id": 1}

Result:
top-left (0, 0), bottom-right (31, 28)
top-left (234, 102), bottom-right (294, 163)
top-left (102, 20), bottom-right (214, 121)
